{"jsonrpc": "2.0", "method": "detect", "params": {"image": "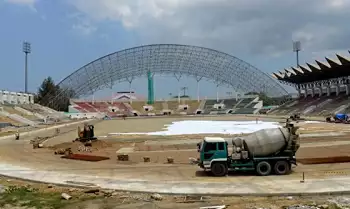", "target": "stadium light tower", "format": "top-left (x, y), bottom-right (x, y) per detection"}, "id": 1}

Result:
top-left (293, 41), bottom-right (301, 67)
top-left (23, 41), bottom-right (31, 93)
